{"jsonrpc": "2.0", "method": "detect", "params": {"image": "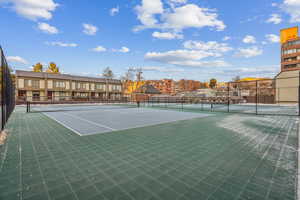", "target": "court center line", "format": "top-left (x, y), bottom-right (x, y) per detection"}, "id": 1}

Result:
top-left (60, 112), bottom-right (116, 131)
